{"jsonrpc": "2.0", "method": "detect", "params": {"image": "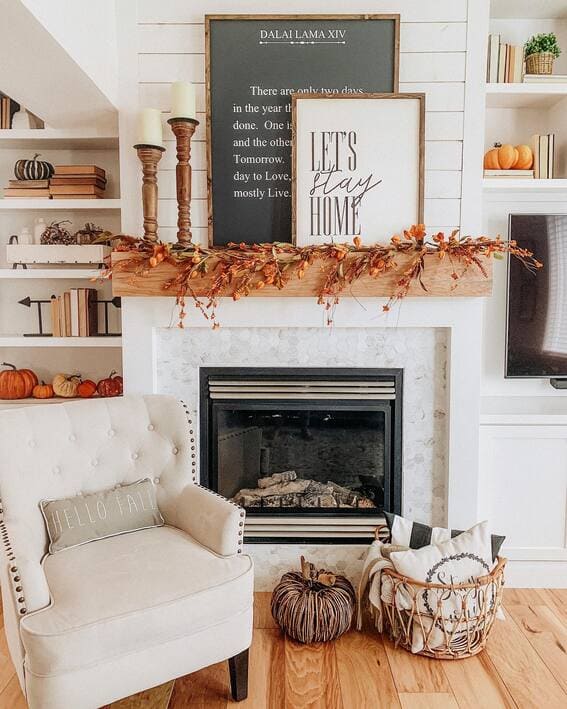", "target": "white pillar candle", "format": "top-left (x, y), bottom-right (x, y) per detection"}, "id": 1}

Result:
top-left (136, 108), bottom-right (163, 147)
top-left (170, 81), bottom-right (196, 120)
